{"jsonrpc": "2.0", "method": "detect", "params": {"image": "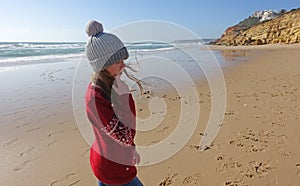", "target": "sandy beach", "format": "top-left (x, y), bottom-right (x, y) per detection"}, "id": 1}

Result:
top-left (0, 44), bottom-right (299, 185)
